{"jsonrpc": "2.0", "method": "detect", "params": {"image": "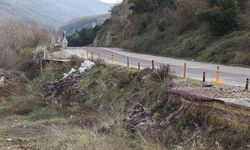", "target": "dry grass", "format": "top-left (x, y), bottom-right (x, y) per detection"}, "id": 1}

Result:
top-left (69, 55), bottom-right (85, 67)
top-left (0, 19), bottom-right (55, 69)
top-left (9, 96), bottom-right (38, 115)
top-left (1, 63), bottom-right (249, 149)
top-left (207, 102), bottom-right (250, 116)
